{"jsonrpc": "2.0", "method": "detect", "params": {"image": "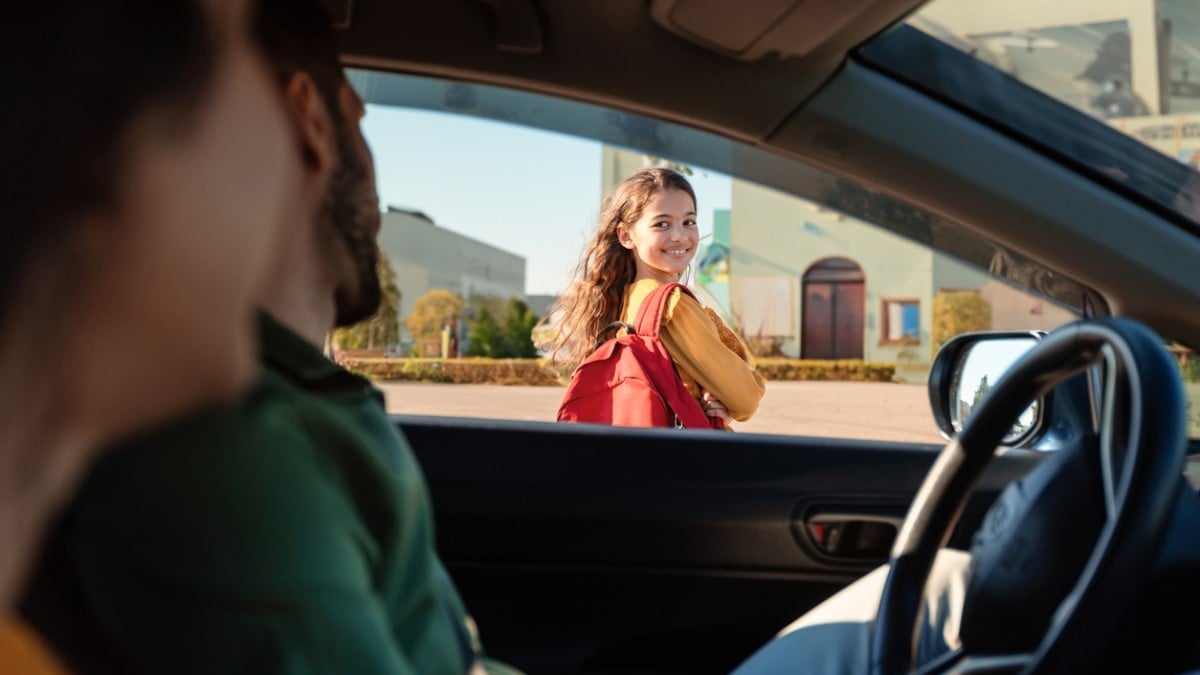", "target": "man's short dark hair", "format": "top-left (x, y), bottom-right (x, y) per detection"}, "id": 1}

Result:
top-left (253, 0), bottom-right (346, 121)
